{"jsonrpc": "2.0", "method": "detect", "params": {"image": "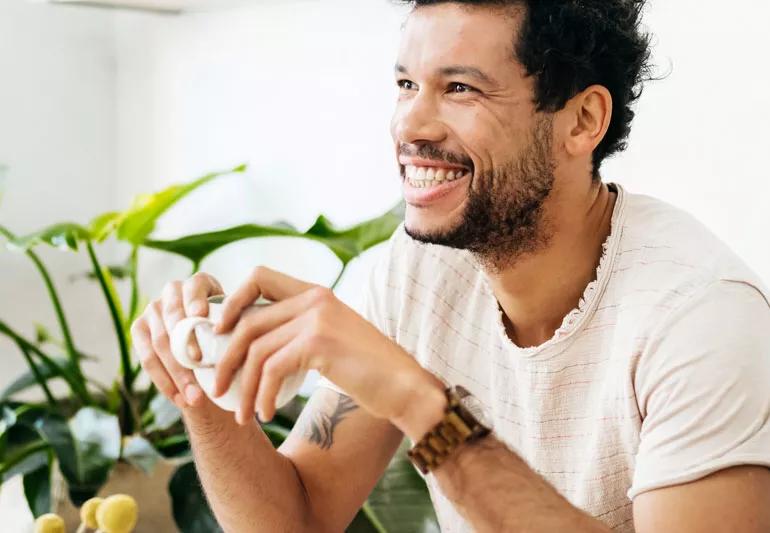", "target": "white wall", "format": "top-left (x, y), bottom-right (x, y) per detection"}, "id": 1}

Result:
top-left (0, 1), bottom-right (119, 390)
top-left (603, 0), bottom-right (770, 282)
top-left (0, 2), bottom-right (118, 528)
top-left (113, 0), bottom-right (410, 308)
